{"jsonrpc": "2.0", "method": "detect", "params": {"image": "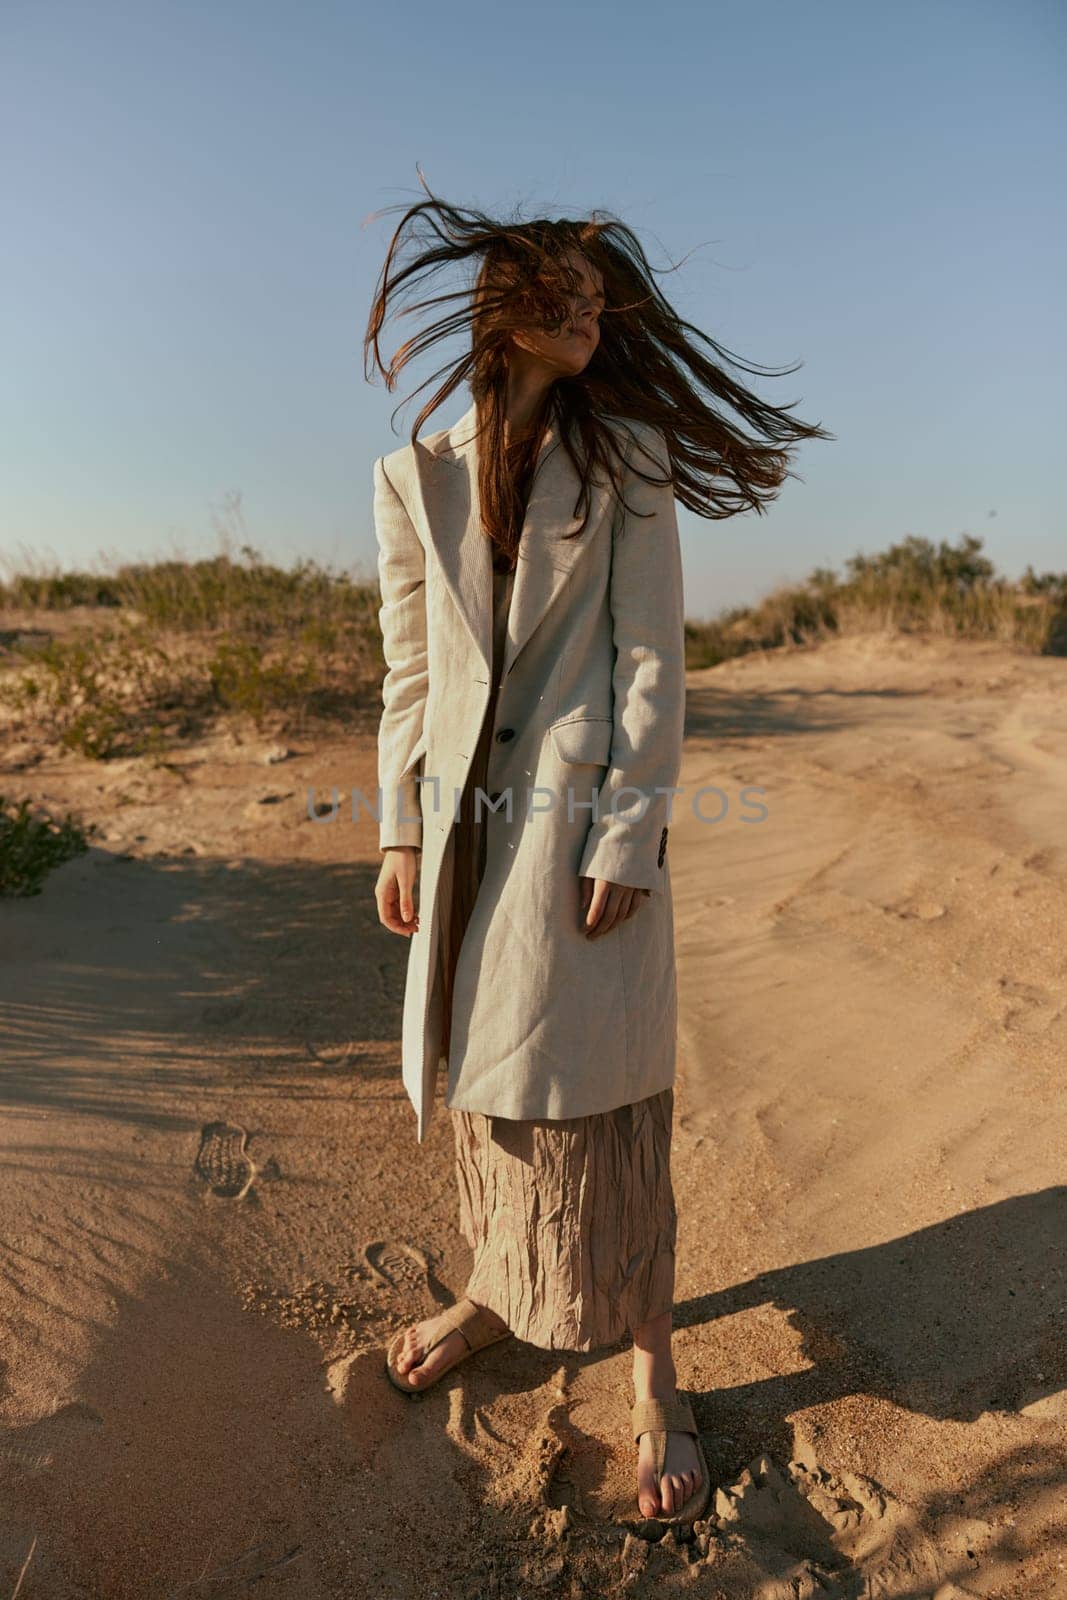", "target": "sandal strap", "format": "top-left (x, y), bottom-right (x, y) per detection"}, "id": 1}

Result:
top-left (425, 1297), bottom-right (509, 1357)
top-left (630, 1393), bottom-right (698, 1442)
